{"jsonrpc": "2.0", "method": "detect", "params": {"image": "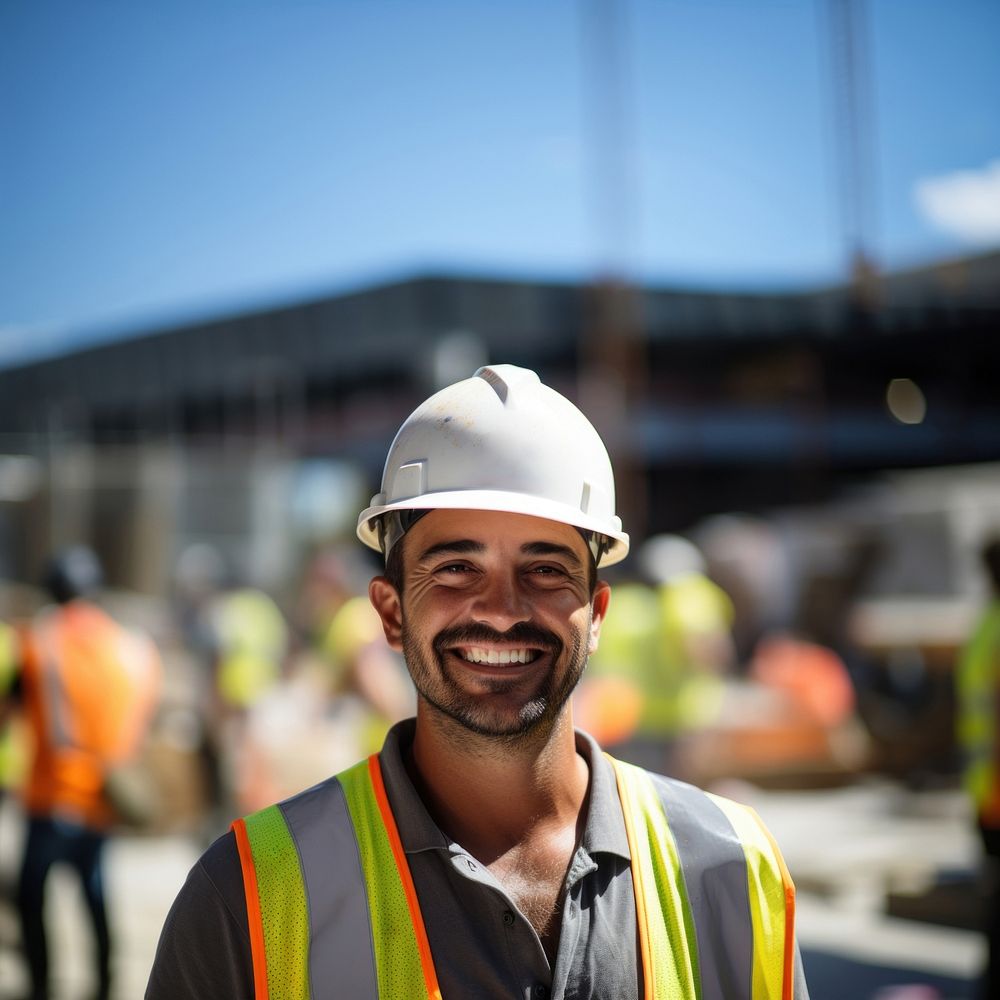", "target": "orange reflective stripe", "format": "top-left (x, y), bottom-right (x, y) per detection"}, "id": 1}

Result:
top-left (753, 811), bottom-right (796, 1000)
top-left (608, 757), bottom-right (654, 1000)
top-left (233, 817), bottom-right (270, 1000)
top-left (366, 754), bottom-right (442, 1000)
